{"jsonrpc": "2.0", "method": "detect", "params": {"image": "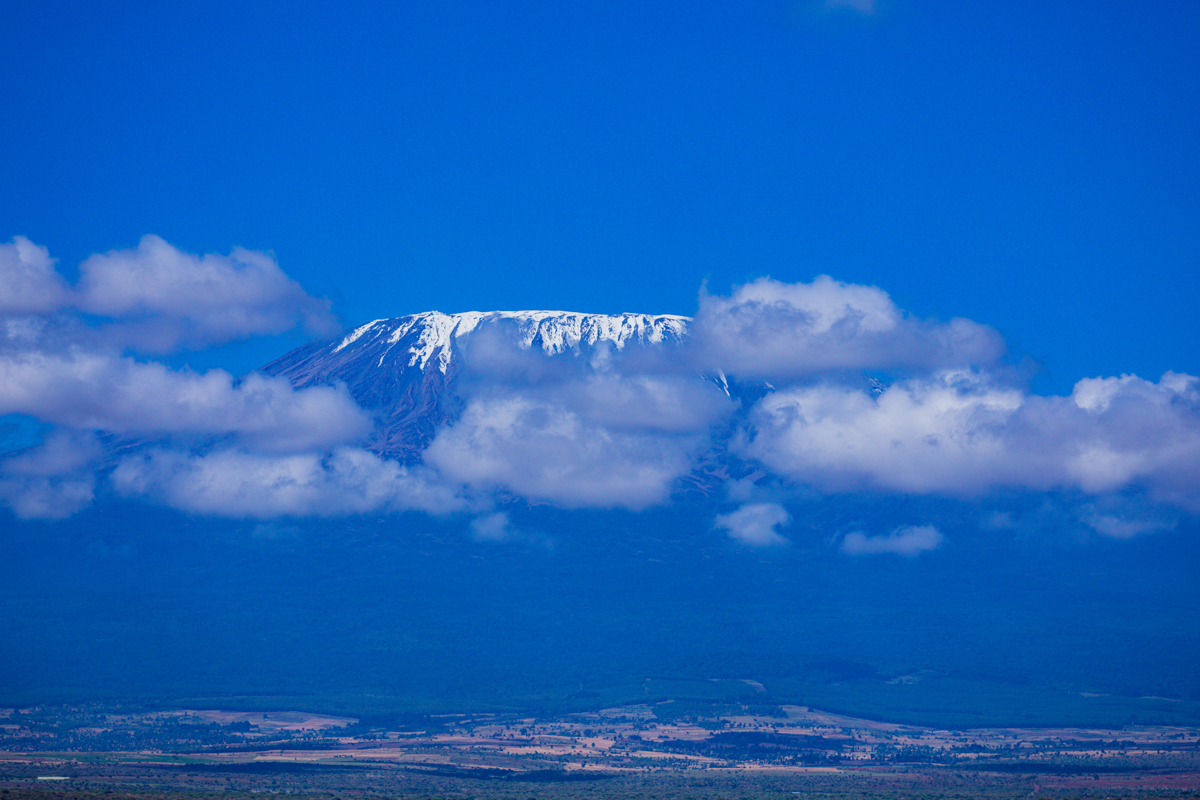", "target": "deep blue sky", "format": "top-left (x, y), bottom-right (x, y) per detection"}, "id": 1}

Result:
top-left (3, 0), bottom-right (1197, 392)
